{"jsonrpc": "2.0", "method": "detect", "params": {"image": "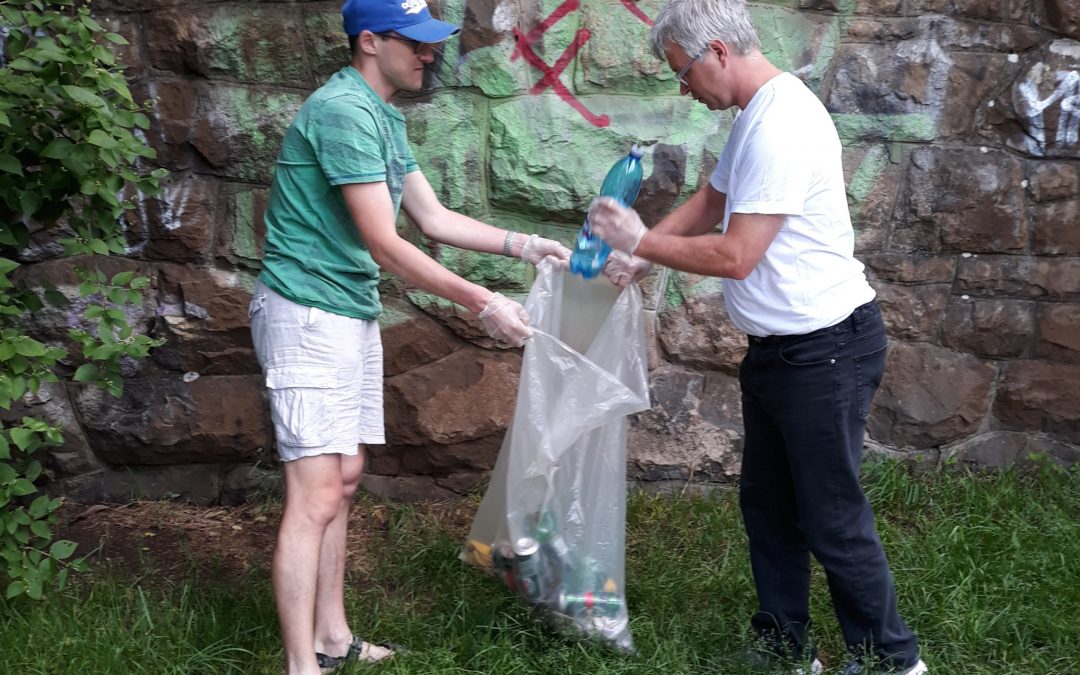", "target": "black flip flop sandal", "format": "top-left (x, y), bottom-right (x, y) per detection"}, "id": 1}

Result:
top-left (315, 635), bottom-right (399, 671)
